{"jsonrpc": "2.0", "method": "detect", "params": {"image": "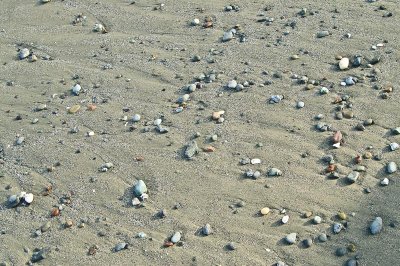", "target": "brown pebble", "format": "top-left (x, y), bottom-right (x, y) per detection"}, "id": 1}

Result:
top-left (212, 110), bottom-right (225, 120)
top-left (51, 208), bottom-right (60, 217)
top-left (202, 146), bottom-right (216, 152)
top-left (87, 104), bottom-right (97, 111)
top-left (303, 211), bottom-right (313, 218)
